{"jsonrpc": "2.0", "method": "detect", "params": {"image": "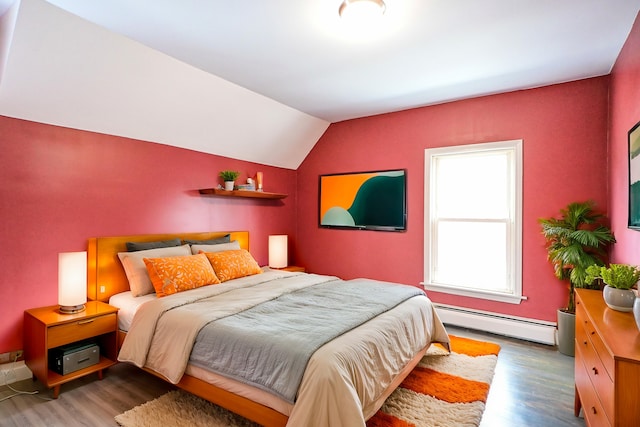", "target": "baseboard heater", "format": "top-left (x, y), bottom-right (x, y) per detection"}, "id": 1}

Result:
top-left (434, 303), bottom-right (557, 345)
